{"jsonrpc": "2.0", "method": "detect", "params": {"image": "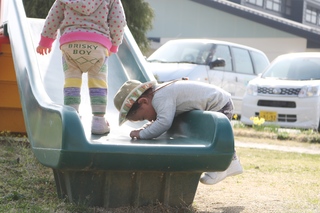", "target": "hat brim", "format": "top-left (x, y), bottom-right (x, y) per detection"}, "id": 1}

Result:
top-left (118, 81), bottom-right (157, 126)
